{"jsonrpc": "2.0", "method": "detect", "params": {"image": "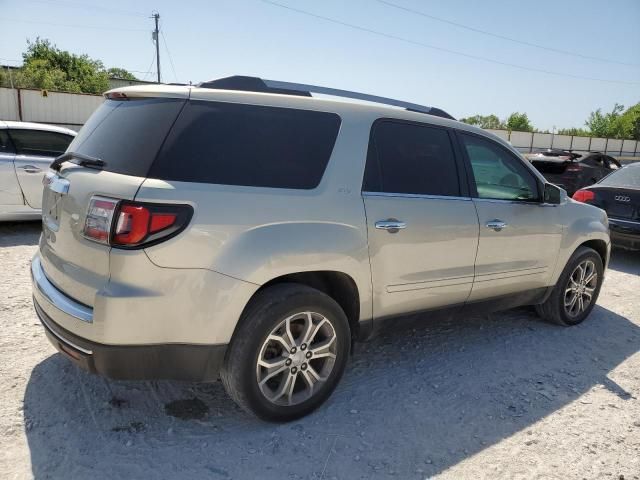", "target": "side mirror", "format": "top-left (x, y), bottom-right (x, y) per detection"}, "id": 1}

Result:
top-left (543, 183), bottom-right (564, 205)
